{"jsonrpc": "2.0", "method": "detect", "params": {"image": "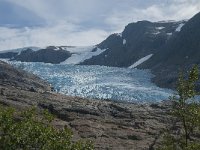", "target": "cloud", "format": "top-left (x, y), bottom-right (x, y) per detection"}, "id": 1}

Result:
top-left (3, 0), bottom-right (200, 28)
top-left (0, 0), bottom-right (200, 50)
top-left (0, 22), bottom-right (109, 51)
top-left (104, 0), bottom-right (200, 31)
top-left (0, 0), bottom-right (45, 27)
